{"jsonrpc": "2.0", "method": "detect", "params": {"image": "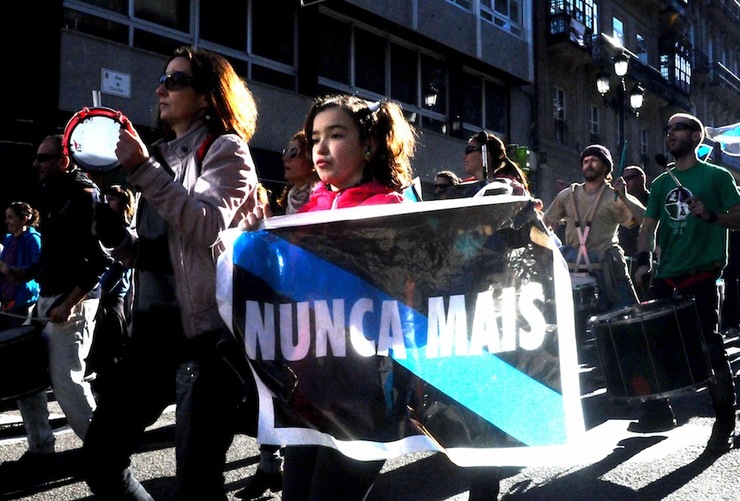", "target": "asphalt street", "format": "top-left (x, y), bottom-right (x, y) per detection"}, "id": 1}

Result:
top-left (1, 334), bottom-right (740, 500)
